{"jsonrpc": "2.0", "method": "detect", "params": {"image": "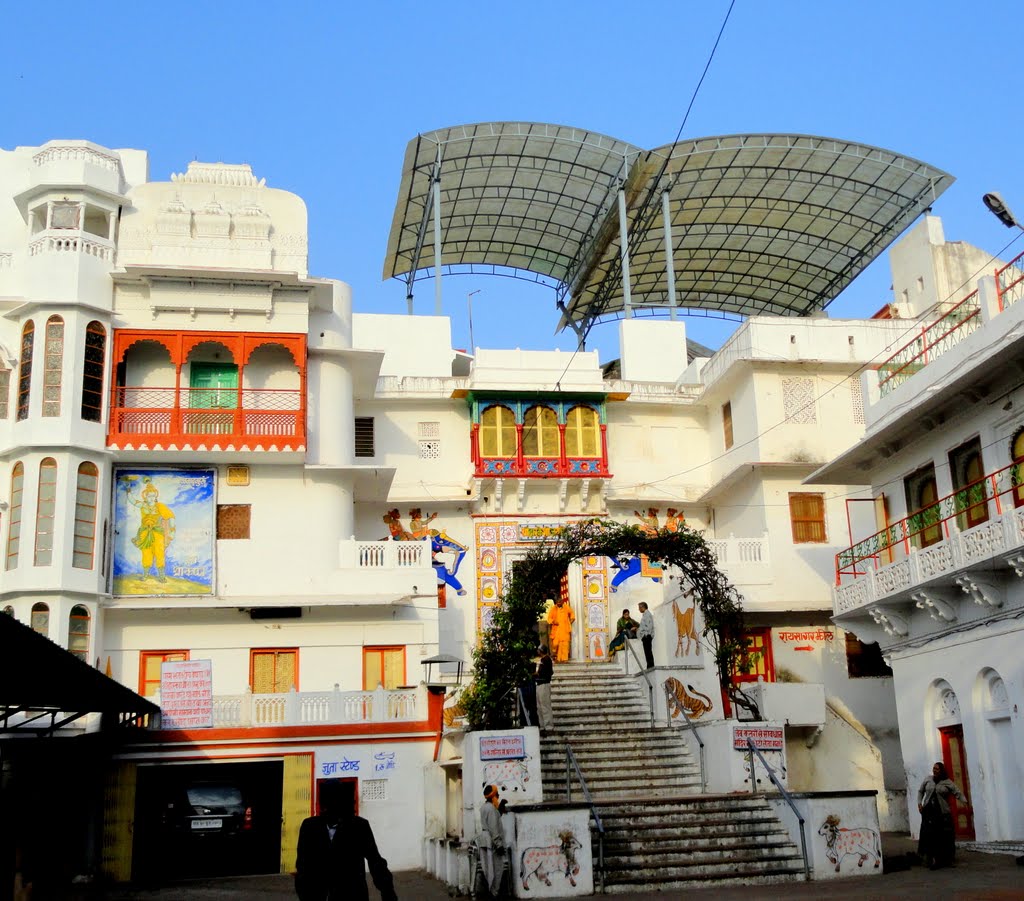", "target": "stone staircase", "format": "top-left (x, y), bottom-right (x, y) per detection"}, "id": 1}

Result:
top-left (541, 661), bottom-right (807, 892)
